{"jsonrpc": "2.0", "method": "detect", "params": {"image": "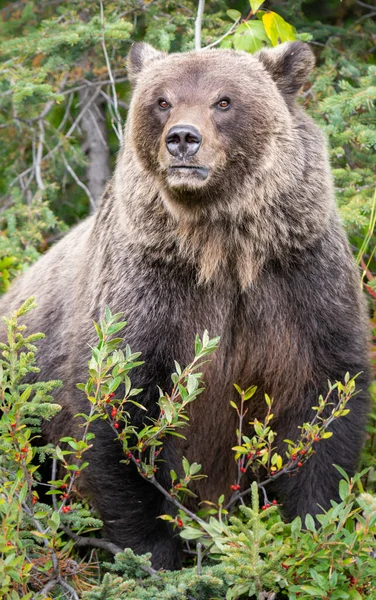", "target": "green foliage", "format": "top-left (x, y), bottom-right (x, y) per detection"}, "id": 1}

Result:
top-left (0, 301), bottom-right (375, 599)
top-left (0, 299), bottom-right (101, 600)
top-left (84, 481), bottom-right (376, 599)
top-left (0, 190), bottom-right (62, 293)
